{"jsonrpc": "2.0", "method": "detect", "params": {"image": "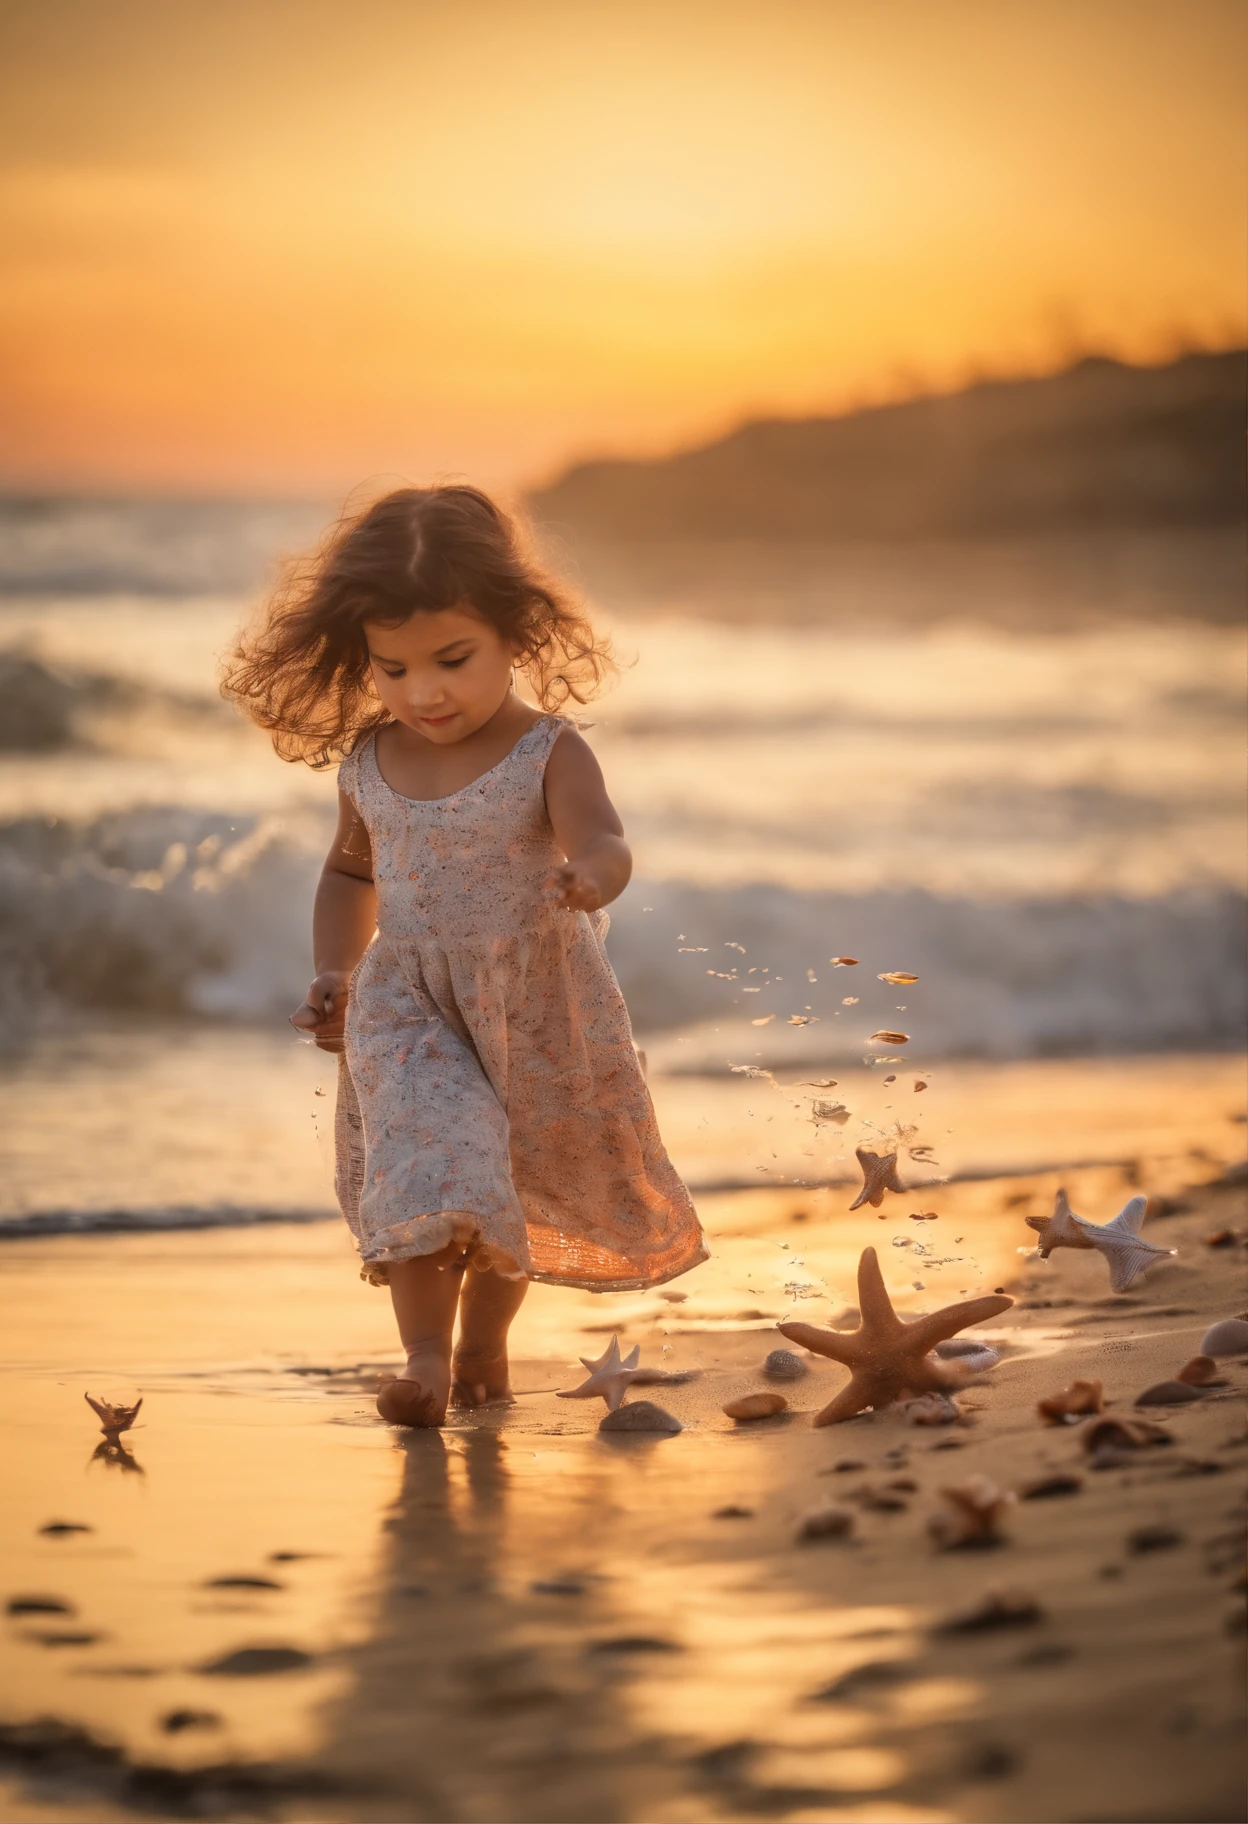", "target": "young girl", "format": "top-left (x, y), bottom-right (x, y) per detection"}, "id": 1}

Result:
top-left (226, 485), bottom-right (706, 1427)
